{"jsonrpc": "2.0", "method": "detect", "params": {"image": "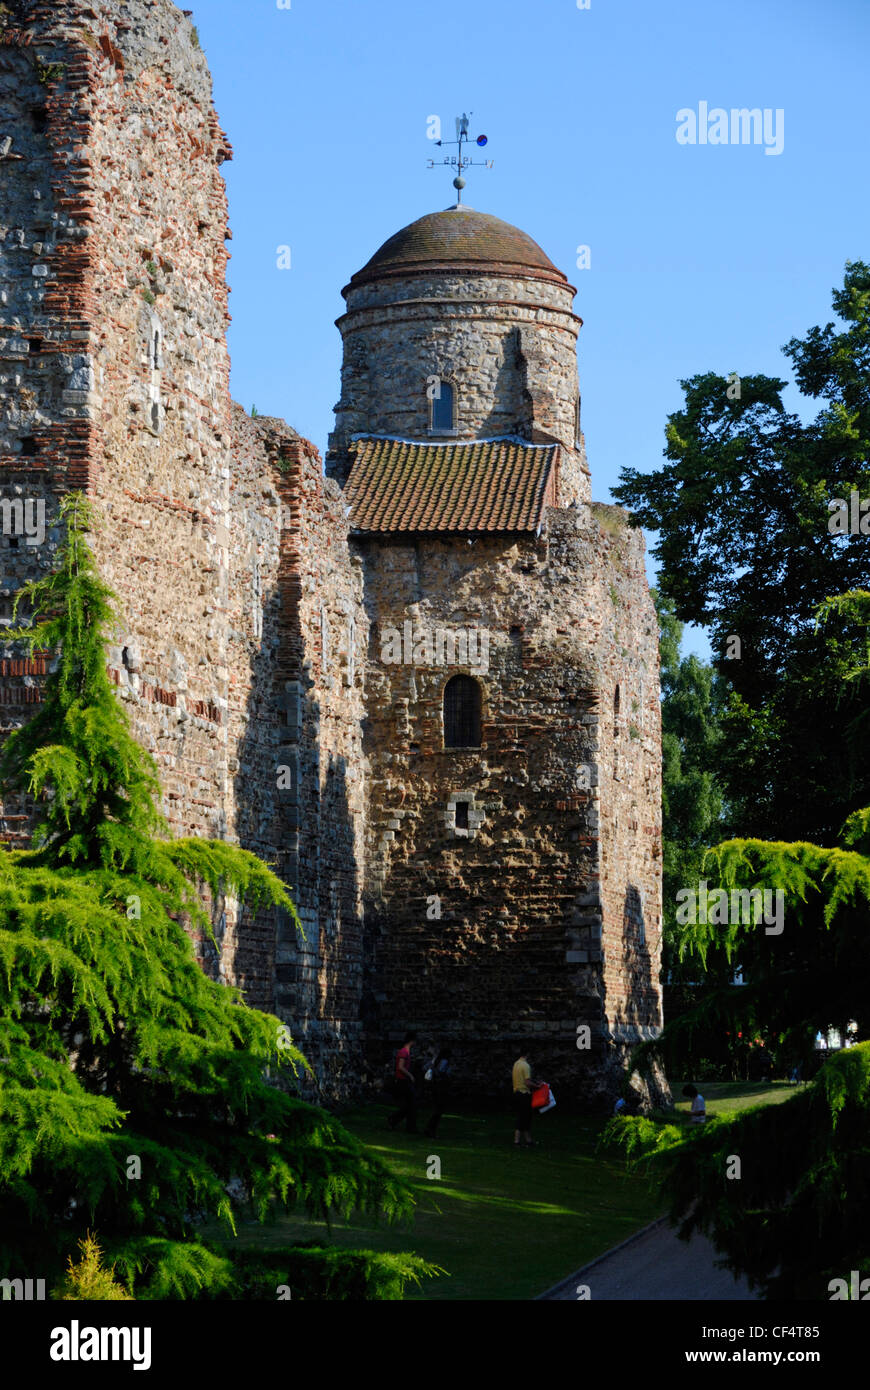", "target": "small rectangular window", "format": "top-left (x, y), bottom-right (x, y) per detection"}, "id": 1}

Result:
top-left (455, 800), bottom-right (469, 831)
